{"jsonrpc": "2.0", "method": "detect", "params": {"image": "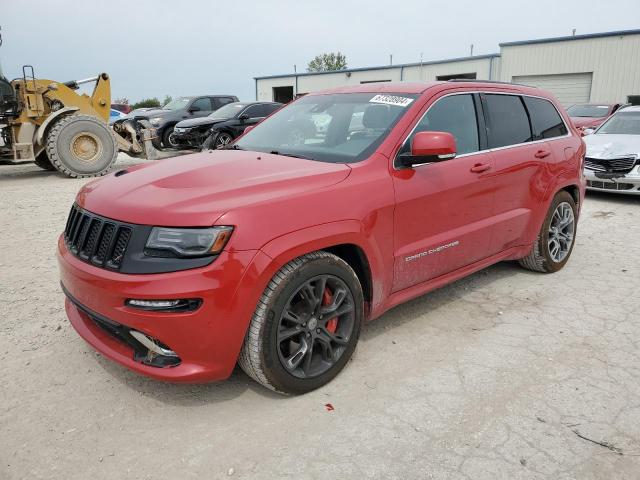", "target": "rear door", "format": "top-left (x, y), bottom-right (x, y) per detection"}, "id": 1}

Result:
top-left (391, 92), bottom-right (496, 291)
top-left (482, 93), bottom-right (566, 252)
